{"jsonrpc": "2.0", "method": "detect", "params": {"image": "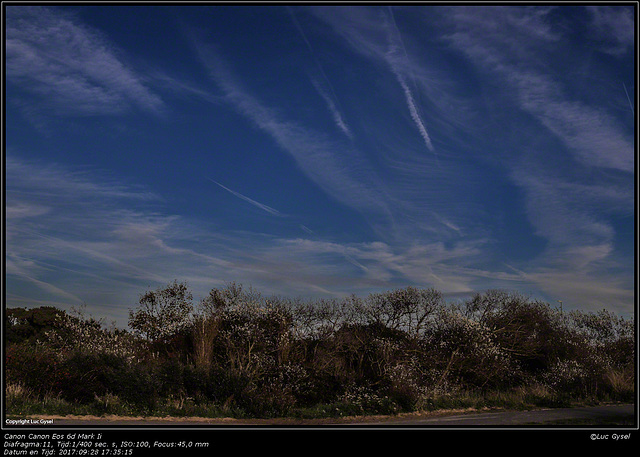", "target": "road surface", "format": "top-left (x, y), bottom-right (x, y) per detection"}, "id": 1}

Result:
top-left (12, 404), bottom-right (634, 427)
top-left (359, 403), bottom-right (635, 426)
